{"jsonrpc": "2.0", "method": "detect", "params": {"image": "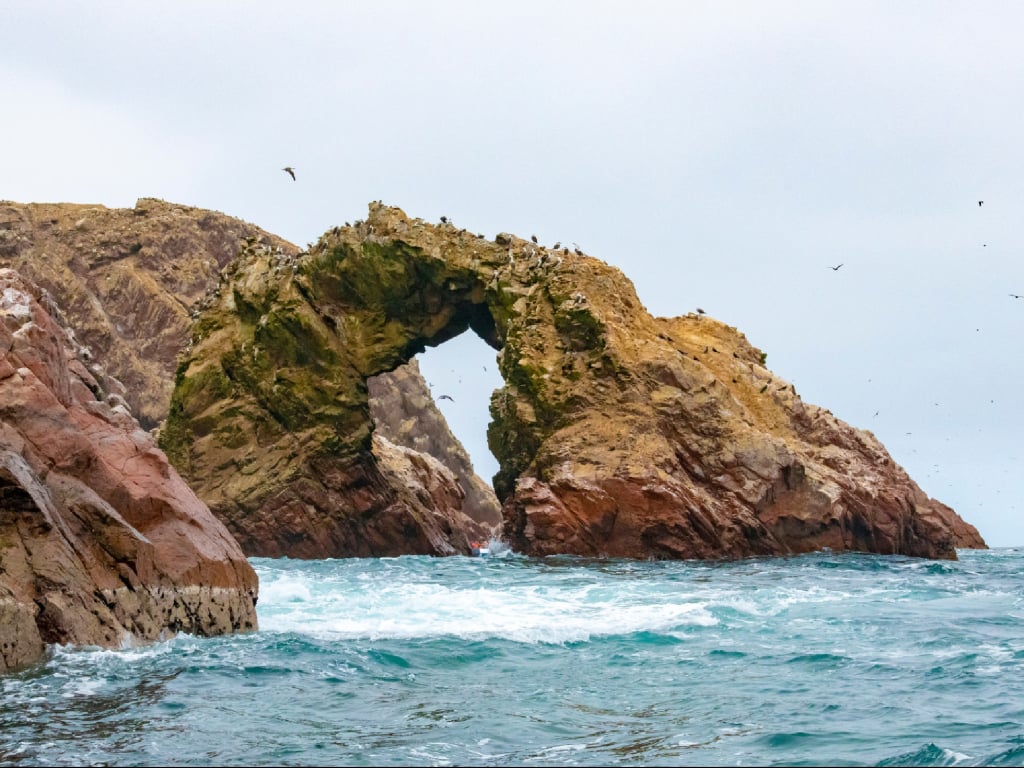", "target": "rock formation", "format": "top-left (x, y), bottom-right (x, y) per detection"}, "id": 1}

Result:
top-left (0, 199), bottom-right (296, 430)
top-left (0, 269), bottom-right (257, 673)
top-left (162, 203), bottom-right (984, 560)
top-left (0, 199), bottom-right (502, 557)
top-left (369, 360), bottom-right (501, 530)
